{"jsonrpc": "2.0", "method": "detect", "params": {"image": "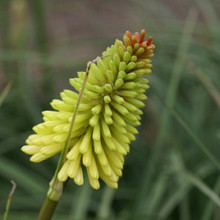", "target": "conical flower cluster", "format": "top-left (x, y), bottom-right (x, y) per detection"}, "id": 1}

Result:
top-left (22, 30), bottom-right (155, 189)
